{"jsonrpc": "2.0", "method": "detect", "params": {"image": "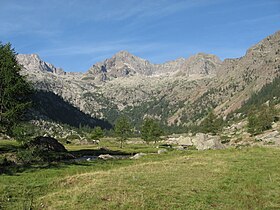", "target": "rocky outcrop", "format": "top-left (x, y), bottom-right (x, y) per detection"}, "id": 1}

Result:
top-left (26, 136), bottom-right (67, 152)
top-left (166, 133), bottom-right (225, 150)
top-left (255, 130), bottom-right (280, 146)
